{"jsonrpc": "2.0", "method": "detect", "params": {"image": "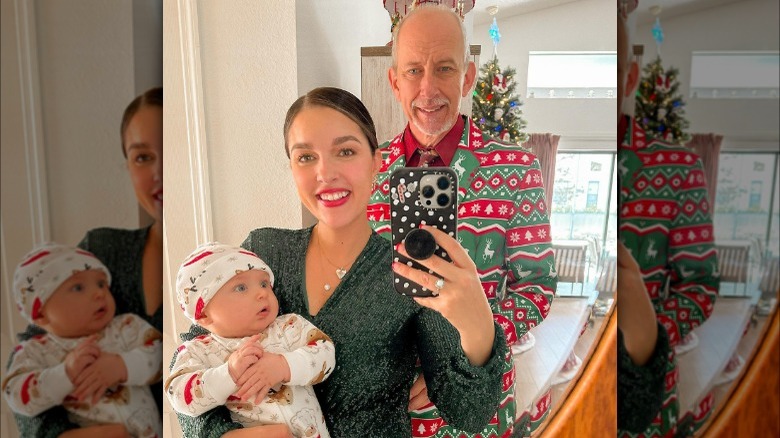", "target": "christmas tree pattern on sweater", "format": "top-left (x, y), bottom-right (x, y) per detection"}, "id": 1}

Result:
top-left (368, 117), bottom-right (557, 438)
top-left (618, 117), bottom-right (719, 438)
